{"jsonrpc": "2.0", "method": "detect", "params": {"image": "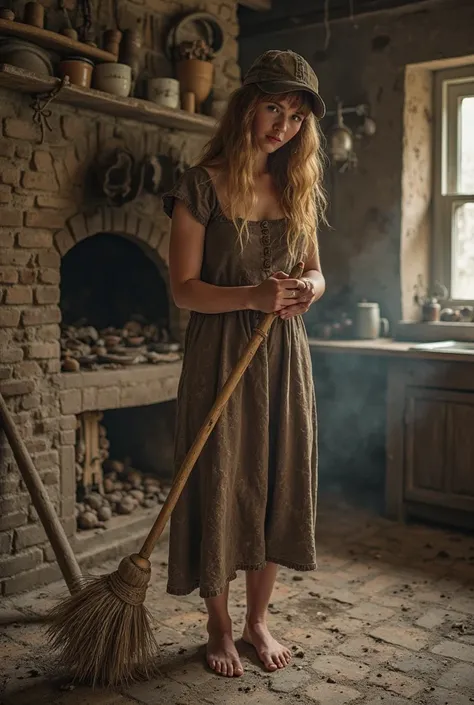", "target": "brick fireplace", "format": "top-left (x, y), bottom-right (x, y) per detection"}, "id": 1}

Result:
top-left (0, 0), bottom-right (241, 596)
